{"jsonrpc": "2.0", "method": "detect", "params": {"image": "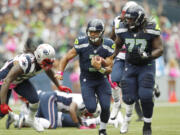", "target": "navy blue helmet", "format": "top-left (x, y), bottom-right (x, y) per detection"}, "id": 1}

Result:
top-left (124, 5), bottom-right (145, 30)
top-left (86, 19), bottom-right (105, 43)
